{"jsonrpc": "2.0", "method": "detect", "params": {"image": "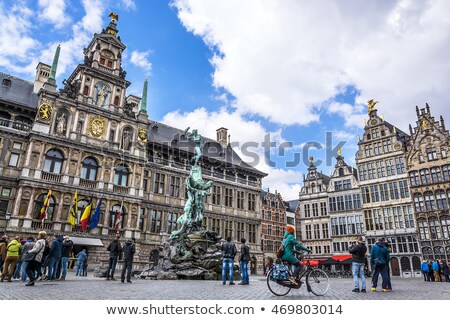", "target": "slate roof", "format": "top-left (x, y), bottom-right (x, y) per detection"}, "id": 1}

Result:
top-left (260, 190), bottom-right (286, 207)
top-left (0, 72), bottom-right (38, 109)
top-left (286, 199), bottom-right (299, 213)
top-left (147, 120), bottom-right (267, 177)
